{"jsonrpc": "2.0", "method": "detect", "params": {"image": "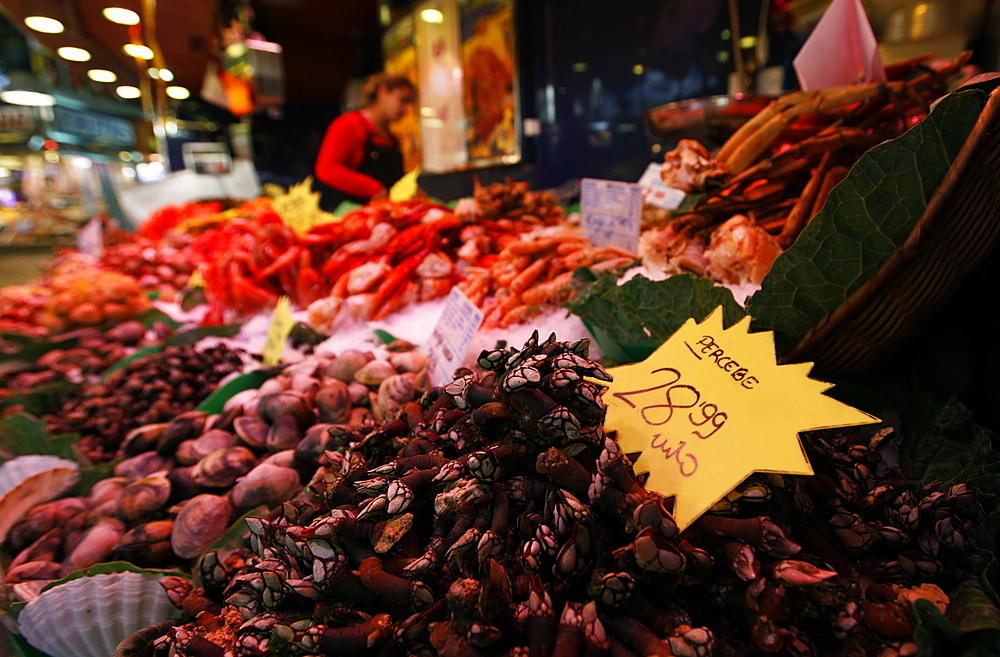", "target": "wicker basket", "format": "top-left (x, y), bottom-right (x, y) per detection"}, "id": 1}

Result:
top-left (780, 86), bottom-right (1000, 378)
